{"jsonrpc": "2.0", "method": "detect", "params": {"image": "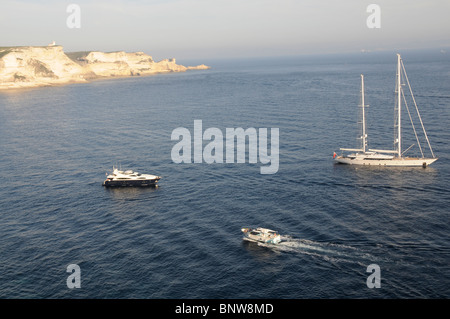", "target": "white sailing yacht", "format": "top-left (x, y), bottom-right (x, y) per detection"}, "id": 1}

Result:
top-left (334, 54), bottom-right (437, 167)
